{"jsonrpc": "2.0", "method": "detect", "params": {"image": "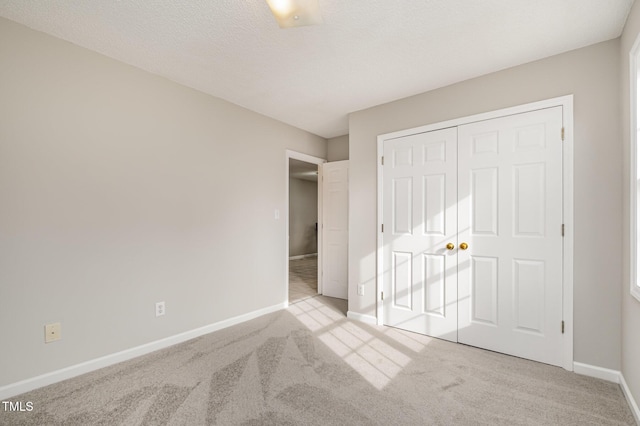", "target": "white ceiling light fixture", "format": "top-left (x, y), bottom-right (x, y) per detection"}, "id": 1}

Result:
top-left (266, 0), bottom-right (323, 28)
